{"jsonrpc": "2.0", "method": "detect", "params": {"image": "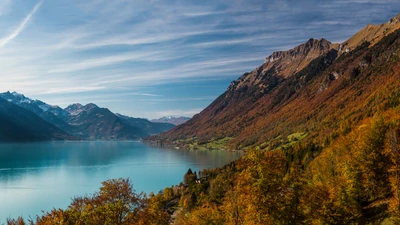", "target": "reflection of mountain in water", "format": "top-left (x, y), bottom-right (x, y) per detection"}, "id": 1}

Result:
top-left (0, 141), bottom-right (242, 220)
top-left (0, 141), bottom-right (242, 182)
